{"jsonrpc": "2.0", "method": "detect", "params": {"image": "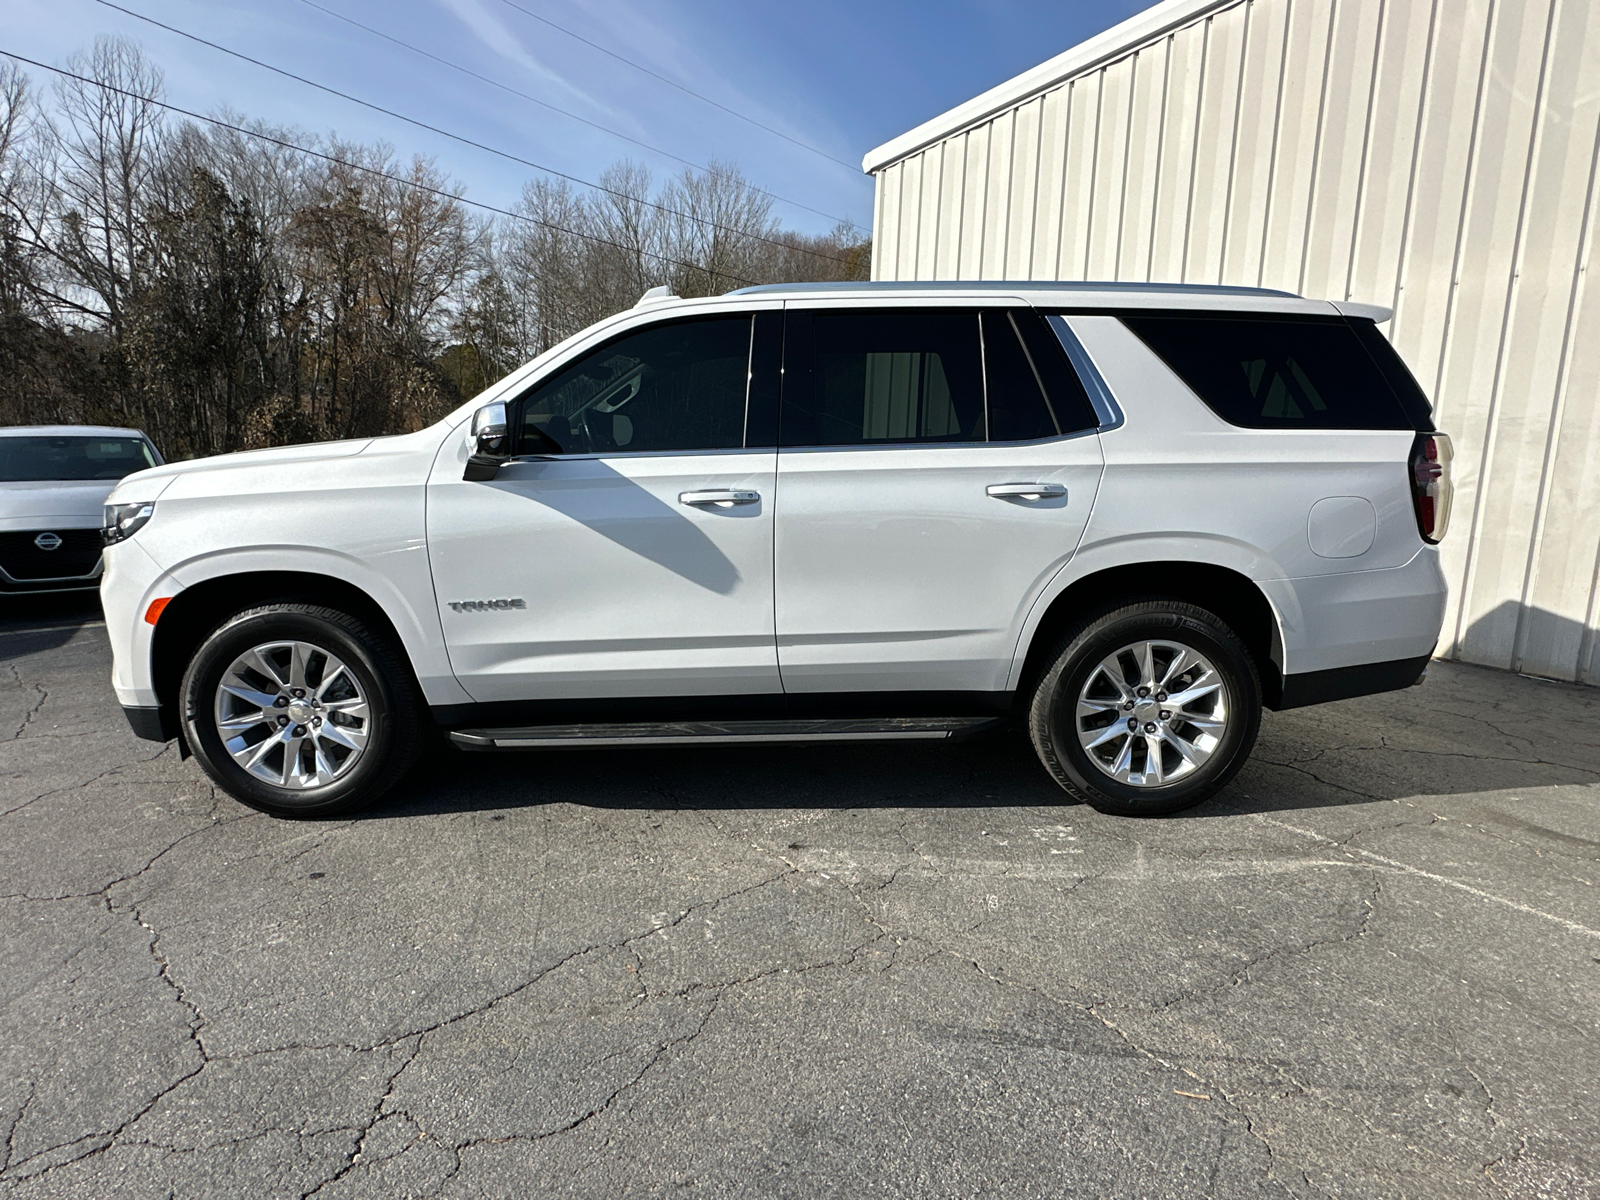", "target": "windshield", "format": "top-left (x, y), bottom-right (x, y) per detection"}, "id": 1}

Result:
top-left (0, 435), bottom-right (158, 482)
